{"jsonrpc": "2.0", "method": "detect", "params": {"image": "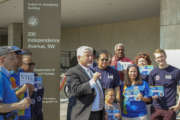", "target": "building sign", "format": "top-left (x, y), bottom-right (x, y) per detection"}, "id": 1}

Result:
top-left (24, 0), bottom-right (61, 120)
